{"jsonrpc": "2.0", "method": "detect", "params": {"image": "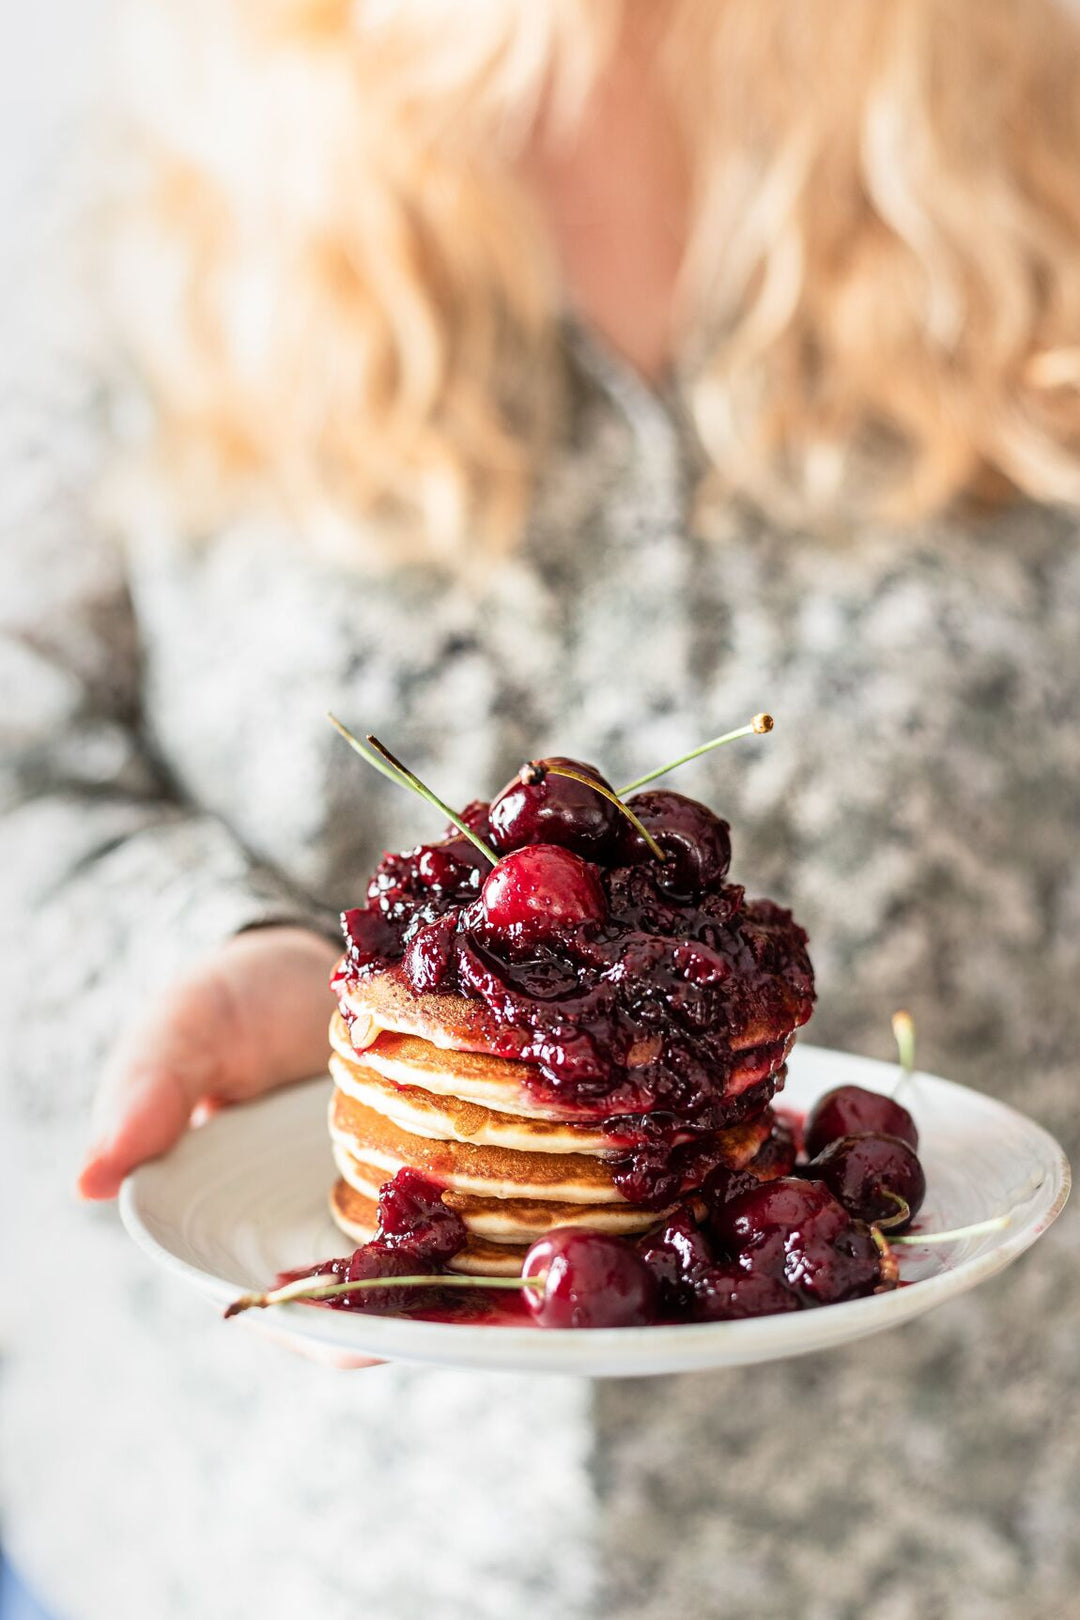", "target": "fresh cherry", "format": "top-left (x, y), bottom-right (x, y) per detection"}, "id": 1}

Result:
top-left (522, 1228), bottom-right (659, 1329)
top-left (374, 1168), bottom-right (467, 1265)
top-left (807, 1132), bottom-right (926, 1231)
top-left (481, 844), bottom-right (608, 937)
top-left (490, 757), bottom-right (619, 860)
top-left (709, 1177), bottom-right (885, 1305)
top-left (804, 1085), bottom-right (918, 1157)
top-left (619, 790), bottom-right (732, 892)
